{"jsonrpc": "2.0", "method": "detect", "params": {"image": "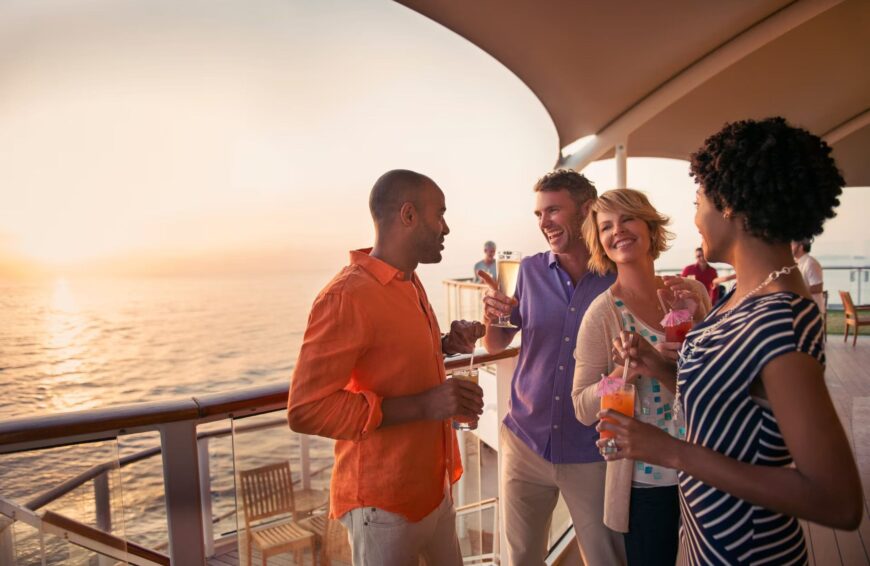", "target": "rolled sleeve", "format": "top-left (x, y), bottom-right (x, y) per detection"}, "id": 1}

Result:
top-left (359, 390), bottom-right (383, 437)
top-left (288, 290), bottom-right (377, 441)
